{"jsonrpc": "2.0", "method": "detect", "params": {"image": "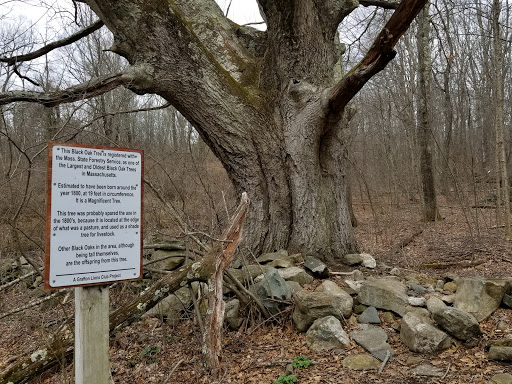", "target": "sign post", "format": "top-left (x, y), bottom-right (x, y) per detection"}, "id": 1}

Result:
top-left (75, 286), bottom-right (109, 384)
top-left (45, 143), bottom-right (143, 384)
